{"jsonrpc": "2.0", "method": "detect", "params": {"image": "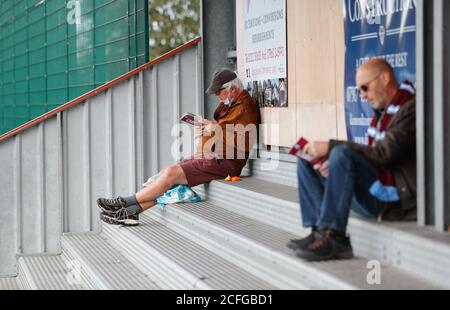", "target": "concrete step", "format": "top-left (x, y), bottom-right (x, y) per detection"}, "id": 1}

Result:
top-left (101, 215), bottom-right (277, 290)
top-left (61, 233), bottom-right (160, 290)
top-left (194, 179), bottom-right (303, 235)
top-left (18, 255), bottom-right (88, 290)
top-left (146, 202), bottom-right (441, 290)
top-left (194, 177), bottom-right (450, 288)
top-left (0, 277), bottom-right (22, 290)
top-left (245, 158), bottom-right (298, 188)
